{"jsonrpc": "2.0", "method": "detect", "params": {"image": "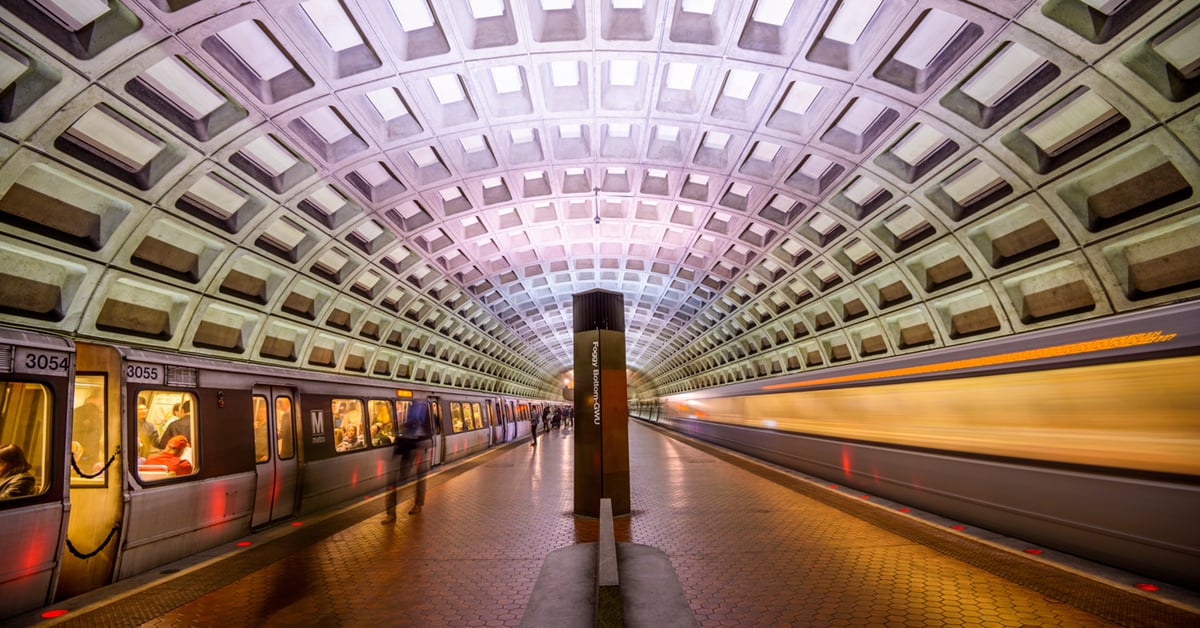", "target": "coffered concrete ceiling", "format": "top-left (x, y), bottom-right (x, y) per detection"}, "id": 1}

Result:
top-left (0, 0), bottom-right (1196, 398)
